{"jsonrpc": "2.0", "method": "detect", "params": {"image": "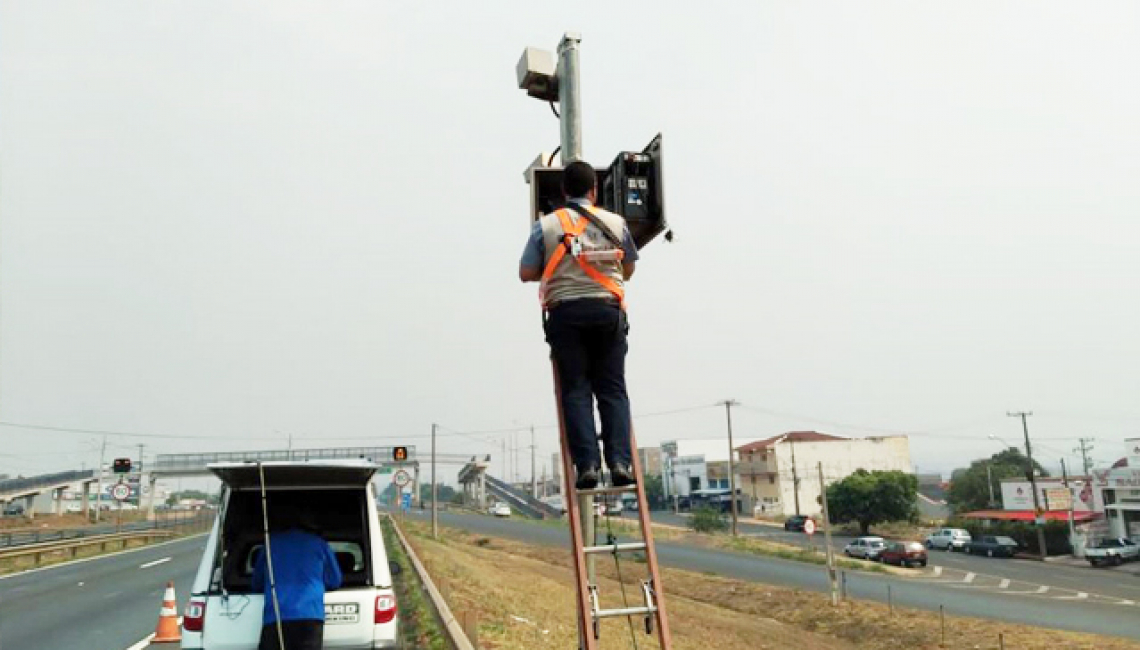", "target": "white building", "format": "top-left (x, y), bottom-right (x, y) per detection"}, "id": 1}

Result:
top-left (736, 431), bottom-right (912, 517)
top-left (660, 438), bottom-right (766, 500)
top-left (1093, 438), bottom-right (1140, 540)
